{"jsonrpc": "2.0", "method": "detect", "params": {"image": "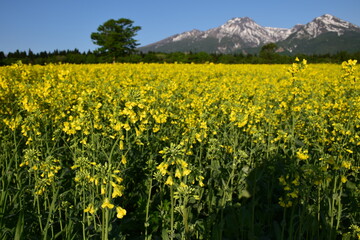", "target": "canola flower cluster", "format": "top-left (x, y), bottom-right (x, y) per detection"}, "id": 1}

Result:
top-left (0, 60), bottom-right (359, 239)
